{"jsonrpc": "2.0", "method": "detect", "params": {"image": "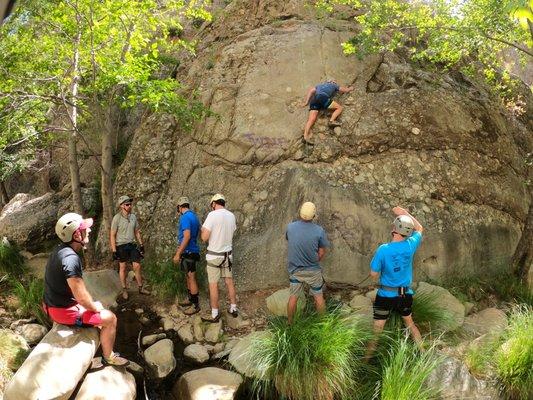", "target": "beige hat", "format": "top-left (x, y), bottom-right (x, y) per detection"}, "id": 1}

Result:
top-left (211, 193), bottom-right (226, 203)
top-left (300, 201), bottom-right (316, 221)
top-left (177, 196), bottom-right (190, 207)
top-left (117, 195), bottom-right (133, 207)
